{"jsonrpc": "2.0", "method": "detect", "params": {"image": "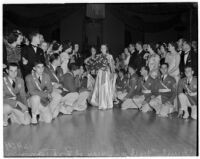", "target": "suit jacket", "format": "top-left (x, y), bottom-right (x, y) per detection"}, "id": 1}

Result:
top-left (134, 50), bottom-right (146, 75)
top-left (44, 65), bottom-right (64, 84)
top-left (177, 77), bottom-right (197, 105)
top-left (25, 72), bottom-right (53, 98)
top-left (21, 45), bottom-right (45, 76)
top-left (129, 51), bottom-right (137, 65)
top-left (136, 76), bottom-right (156, 102)
top-left (125, 73), bottom-right (138, 98)
top-left (3, 76), bottom-right (28, 107)
top-left (154, 75), bottom-right (176, 104)
top-left (61, 72), bottom-right (79, 93)
top-left (179, 49), bottom-right (197, 76)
